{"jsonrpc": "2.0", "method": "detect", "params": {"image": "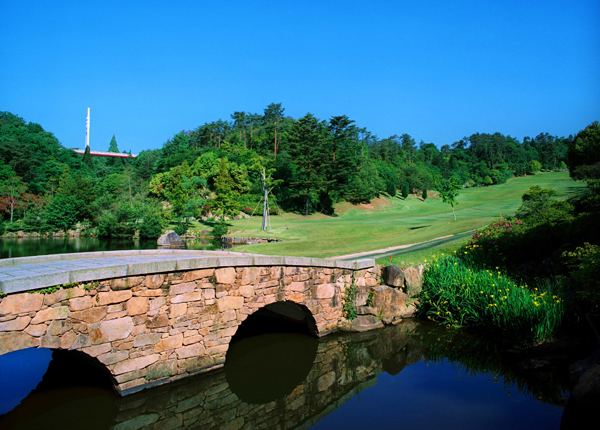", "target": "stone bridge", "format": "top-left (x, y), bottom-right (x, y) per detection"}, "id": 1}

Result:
top-left (0, 250), bottom-right (378, 395)
top-left (2, 321), bottom-right (425, 430)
